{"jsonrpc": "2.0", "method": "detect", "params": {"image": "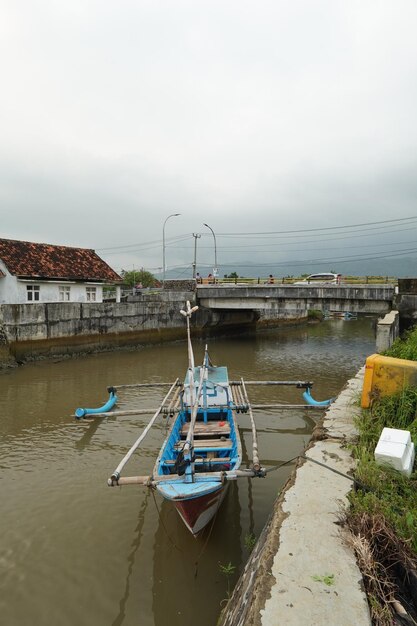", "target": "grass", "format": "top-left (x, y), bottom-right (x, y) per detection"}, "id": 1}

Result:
top-left (383, 325), bottom-right (417, 361)
top-left (349, 388), bottom-right (417, 555)
top-left (312, 573), bottom-right (335, 586)
top-left (307, 309), bottom-right (324, 321)
top-left (346, 327), bottom-right (417, 623)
